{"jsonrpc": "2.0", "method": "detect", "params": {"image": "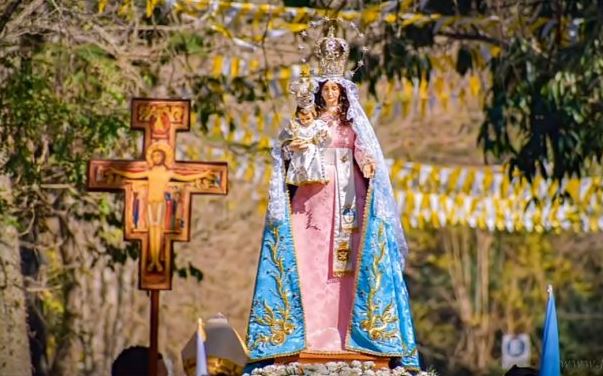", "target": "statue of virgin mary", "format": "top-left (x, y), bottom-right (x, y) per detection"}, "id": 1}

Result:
top-left (245, 27), bottom-right (420, 371)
